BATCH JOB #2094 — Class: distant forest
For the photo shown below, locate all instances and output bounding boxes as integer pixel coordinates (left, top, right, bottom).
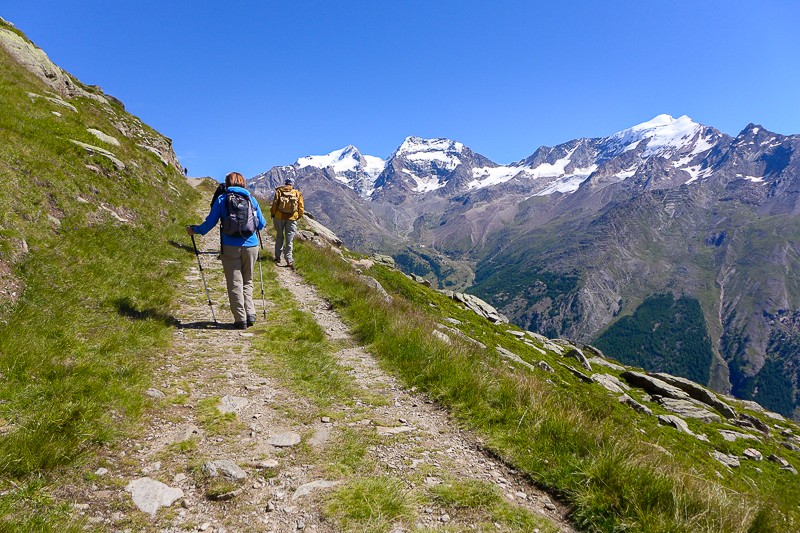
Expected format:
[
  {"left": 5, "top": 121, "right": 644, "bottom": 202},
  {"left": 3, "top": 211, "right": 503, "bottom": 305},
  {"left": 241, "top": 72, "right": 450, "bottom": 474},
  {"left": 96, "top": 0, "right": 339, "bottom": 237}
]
[{"left": 594, "top": 294, "right": 713, "bottom": 385}]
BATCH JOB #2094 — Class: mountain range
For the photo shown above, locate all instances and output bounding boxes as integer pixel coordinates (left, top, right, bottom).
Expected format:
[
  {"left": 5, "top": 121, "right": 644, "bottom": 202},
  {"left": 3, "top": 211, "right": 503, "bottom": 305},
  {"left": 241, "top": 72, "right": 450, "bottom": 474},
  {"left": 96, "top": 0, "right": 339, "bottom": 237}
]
[{"left": 249, "top": 115, "right": 800, "bottom": 418}]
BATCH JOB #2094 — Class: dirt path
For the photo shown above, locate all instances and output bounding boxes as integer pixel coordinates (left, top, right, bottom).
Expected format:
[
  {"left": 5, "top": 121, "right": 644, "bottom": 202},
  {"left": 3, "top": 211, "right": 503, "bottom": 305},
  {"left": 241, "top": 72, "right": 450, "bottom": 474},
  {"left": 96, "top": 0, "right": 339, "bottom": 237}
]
[{"left": 60, "top": 209, "right": 575, "bottom": 531}]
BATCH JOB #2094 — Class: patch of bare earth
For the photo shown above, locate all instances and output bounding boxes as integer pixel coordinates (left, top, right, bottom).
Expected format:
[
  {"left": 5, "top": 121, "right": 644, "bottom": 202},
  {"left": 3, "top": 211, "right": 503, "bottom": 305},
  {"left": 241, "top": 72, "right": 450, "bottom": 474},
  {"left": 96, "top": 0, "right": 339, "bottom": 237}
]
[{"left": 54, "top": 220, "right": 575, "bottom": 531}]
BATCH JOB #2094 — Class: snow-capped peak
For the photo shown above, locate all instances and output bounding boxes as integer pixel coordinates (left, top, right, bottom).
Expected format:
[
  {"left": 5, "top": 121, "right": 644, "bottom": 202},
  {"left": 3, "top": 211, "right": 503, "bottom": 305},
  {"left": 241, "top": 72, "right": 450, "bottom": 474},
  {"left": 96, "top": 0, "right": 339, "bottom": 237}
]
[
  {"left": 295, "top": 145, "right": 385, "bottom": 177},
  {"left": 393, "top": 136, "right": 465, "bottom": 158},
  {"left": 609, "top": 114, "right": 704, "bottom": 156}
]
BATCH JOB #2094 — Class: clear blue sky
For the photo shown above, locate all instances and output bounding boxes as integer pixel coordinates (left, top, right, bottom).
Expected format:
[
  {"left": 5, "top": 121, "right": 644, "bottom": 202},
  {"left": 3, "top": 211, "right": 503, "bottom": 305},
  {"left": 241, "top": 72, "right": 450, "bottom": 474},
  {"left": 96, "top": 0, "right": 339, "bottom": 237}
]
[{"left": 4, "top": 1, "right": 799, "bottom": 179}]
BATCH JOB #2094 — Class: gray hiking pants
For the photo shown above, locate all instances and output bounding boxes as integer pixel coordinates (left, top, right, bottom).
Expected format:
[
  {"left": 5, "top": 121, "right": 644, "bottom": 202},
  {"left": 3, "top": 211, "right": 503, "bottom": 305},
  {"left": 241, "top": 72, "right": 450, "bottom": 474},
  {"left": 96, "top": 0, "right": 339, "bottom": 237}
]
[
  {"left": 273, "top": 218, "right": 298, "bottom": 264},
  {"left": 221, "top": 244, "right": 259, "bottom": 324}
]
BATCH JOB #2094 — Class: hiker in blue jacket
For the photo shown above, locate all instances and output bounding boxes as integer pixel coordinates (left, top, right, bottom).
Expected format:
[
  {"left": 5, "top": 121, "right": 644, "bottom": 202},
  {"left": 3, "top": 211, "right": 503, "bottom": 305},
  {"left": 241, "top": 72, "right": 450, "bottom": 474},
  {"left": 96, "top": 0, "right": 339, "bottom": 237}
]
[{"left": 186, "top": 172, "right": 267, "bottom": 329}]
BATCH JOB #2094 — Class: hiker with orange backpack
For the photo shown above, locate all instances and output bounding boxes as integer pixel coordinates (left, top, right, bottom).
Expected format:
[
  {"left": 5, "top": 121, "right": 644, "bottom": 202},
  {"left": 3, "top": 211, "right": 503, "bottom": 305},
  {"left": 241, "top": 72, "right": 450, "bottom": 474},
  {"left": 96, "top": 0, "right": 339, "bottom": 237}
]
[{"left": 270, "top": 176, "right": 304, "bottom": 269}]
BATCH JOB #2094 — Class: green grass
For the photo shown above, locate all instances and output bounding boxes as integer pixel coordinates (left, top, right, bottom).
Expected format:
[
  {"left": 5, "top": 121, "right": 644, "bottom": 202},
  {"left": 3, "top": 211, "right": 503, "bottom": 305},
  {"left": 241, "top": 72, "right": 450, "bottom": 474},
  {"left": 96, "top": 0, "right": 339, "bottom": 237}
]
[
  {"left": 291, "top": 241, "right": 800, "bottom": 532},
  {"left": 325, "top": 476, "right": 418, "bottom": 532},
  {"left": 431, "top": 479, "right": 557, "bottom": 532},
  {"left": 0, "top": 23, "right": 200, "bottom": 528}
]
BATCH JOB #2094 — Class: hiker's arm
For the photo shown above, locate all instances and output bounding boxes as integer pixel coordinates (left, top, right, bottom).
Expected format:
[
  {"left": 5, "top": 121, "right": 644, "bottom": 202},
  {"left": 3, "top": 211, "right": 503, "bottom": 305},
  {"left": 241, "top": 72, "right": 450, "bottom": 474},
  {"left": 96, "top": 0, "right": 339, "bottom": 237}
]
[
  {"left": 193, "top": 197, "right": 223, "bottom": 236},
  {"left": 297, "top": 192, "right": 304, "bottom": 219},
  {"left": 270, "top": 193, "right": 278, "bottom": 218}
]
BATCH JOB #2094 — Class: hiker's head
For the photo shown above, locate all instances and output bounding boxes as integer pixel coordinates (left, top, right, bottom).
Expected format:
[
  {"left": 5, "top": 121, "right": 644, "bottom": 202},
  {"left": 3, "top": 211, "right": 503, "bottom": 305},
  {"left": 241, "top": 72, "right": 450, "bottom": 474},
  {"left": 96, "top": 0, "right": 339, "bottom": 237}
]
[
  {"left": 284, "top": 177, "right": 295, "bottom": 186},
  {"left": 225, "top": 172, "right": 246, "bottom": 188}
]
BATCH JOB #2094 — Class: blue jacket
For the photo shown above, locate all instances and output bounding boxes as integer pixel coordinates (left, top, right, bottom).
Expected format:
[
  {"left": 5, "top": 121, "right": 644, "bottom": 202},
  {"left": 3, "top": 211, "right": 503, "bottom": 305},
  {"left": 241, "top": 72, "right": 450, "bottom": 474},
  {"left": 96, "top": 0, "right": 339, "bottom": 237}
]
[{"left": 193, "top": 186, "right": 267, "bottom": 247}]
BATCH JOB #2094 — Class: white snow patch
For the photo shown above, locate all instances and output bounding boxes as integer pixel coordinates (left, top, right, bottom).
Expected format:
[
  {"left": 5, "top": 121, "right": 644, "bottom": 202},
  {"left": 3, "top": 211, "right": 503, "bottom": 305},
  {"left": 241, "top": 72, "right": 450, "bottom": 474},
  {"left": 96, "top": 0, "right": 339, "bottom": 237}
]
[
  {"left": 736, "top": 174, "right": 765, "bottom": 183},
  {"left": 685, "top": 165, "right": 713, "bottom": 184},
  {"left": 403, "top": 169, "right": 445, "bottom": 193},
  {"left": 468, "top": 165, "right": 524, "bottom": 189},
  {"left": 533, "top": 165, "right": 597, "bottom": 196}
]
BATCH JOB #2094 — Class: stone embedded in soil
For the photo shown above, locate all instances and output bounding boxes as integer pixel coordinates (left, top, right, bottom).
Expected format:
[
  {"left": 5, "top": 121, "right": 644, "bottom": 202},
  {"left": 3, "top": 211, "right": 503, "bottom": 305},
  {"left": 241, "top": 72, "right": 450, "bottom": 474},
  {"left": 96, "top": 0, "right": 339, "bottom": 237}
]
[
  {"left": 656, "top": 397, "right": 721, "bottom": 423},
  {"left": 268, "top": 432, "right": 302, "bottom": 447},
  {"left": 125, "top": 477, "right": 184, "bottom": 516},
  {"left": 711, "top": 451, "right": 740, "bottom": 468},
  {"left": 291, "top": 480, "right": 339, "bottom": 500},
  {"left": 719, "top": 429, "right": 760, "bottom": 442},
  {"left": 145, "top": 388, "right": 165, "bottom": 399},
  {"left": 376, "top": 425, "right": 415, "bottom": 436},
  {"left": 202, "top": 459, "right": 247, "bottom": 480},
  {"left": 742, "top": 448, "right": 763, "bottom": 461},
  {"left": 218, "top": 395, "right": 249, "bottom": 413}
]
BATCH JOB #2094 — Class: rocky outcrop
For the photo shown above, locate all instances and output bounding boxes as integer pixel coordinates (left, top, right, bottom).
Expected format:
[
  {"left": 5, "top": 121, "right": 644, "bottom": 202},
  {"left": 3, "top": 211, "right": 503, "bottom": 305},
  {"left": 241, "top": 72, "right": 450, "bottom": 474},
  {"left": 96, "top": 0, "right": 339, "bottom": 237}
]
[
  {"left": 649, "top": 372, "right": 737, "bottom": 419},
  {"left": 620, "top": 371, "right": 692, "bottom": 401},
  {"left": 440, "top": 291, "right": 509, "bottom": 324},
  {"left": 0, "top": 27, "right": 107, "bottom": 103},
  {"left": 655, "top": 397, "right": 721, "bottom": 423}
]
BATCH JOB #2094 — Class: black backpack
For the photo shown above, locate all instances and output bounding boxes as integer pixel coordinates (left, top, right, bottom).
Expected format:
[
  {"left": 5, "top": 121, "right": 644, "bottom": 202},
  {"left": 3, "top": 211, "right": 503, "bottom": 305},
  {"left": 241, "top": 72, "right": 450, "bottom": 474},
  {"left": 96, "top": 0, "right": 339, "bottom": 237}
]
[{"left": 221, "top": 191, "right": 256, "bottom": 237}]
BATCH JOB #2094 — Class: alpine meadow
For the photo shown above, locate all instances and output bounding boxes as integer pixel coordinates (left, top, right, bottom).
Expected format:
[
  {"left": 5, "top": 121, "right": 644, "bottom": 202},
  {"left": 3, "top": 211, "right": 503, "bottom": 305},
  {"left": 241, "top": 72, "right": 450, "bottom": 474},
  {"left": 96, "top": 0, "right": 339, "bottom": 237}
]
[{"left": 2, "top": 14, "right": 800, "bottom": 533}]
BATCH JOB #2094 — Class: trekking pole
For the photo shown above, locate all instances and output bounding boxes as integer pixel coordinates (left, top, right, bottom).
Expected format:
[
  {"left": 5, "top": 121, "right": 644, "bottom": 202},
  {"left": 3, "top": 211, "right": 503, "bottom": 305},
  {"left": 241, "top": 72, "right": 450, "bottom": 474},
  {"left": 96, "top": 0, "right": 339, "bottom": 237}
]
[
  {"left": 189, "top": 230, "right": 218, "bottom": 324},
  {"left": 256, "top": 229, "right": 268, "bottom": 319}
]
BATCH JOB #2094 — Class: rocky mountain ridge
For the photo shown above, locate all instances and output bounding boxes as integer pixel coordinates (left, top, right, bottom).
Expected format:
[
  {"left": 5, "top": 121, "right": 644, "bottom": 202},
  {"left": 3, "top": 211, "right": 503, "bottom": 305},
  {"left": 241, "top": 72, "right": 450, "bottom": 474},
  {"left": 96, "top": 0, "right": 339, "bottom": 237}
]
[{"left": 249, "top": 115, "right": 800, "bottom": 419}]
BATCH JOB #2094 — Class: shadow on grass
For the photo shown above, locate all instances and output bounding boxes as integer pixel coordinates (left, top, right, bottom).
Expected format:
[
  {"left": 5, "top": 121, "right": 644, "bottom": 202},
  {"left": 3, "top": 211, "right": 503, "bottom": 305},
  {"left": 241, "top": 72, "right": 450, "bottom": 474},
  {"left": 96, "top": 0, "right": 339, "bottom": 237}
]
[
  {"left": 114, "top": 297, "right": 180, "bottom": 326},
  {"left": 168, "top": 239, "right": 218, "bottom": 256}
]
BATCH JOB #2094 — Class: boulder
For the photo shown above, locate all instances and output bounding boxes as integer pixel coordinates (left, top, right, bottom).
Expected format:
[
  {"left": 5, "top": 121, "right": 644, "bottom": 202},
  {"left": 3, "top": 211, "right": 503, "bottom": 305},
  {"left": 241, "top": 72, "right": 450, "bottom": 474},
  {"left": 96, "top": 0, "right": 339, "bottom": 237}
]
[
  {"left": 735, "top": 413, "right": 770, "bottom": 435},
  {"left": 582, "top": 344, "right": 607, "bottom": 359},
  {"left": 655, "top": 397, "right": 721, "bottom": 423},
  {"left": 563, "top": 347, "right": 592, "bottom": 371},
  {"left": 303, "top": 217, "right": 342, "bottom": 247},
  {"left": 496, "top": 346, "right": 537, "bottom": 372},
  {"left": 432, "top": 330, "right": 451, "bottom": 344},
  {"left": 767, "top": 455, "right": 790, "bottom": 468},
  {"left": 125, "top": 477, "right": 183, "bottom": 516},
  {"left": 525, "top": 331, "right": 549, "bottom": 343},
  {"left": 711, "top": 451, "right": 740, "bottom": 469},
  {"left": 69, "top": 140, "right": 125, "bottom": 170},
  {"left": 649, "top": 372, "right": 737, "bottom": 419},
  {"left": 657, "top": 414, "right": 708, "bottom": 441},
  {"left": 450, "top": 293, "right": 509, "bottom": 324},
  {"left": 742, "top": 448, "right": 763, "bottom": 461},
  {"left": 618, "top": 394, "right": 653, "bottom": 416},
  {"left": 372, "top": 254, "right": 395, "bottom": 267},
  {"left": 537, "top": 360, "right": 555, "bottom": 373},
  {"left": 557, "top": 362, "right": 594, "bottom": 384},
  {"left": 588, "top": 357, "right": 626, "bottom": 372},
  {"left": 592, "top": 373, "right": 629, "bottom": 394},
  {"left": 202, "top": 460, "right": 247, "bottom": 481},
  {"left": 621, "top": 371, "right": 691, "bottom": 401},
  {"left": 358, "top": 275, "right": 392, "bottom": 303},
  {"left": 718, "top": 430, "right": 760, "bottom": 443}
]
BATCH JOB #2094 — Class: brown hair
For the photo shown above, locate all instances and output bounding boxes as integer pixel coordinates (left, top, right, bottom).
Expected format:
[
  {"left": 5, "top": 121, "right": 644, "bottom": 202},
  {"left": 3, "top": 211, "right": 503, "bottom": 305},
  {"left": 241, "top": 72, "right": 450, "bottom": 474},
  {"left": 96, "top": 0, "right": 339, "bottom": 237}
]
[{"left": 225, "top": 172, "right": 246, "bottom": 188}]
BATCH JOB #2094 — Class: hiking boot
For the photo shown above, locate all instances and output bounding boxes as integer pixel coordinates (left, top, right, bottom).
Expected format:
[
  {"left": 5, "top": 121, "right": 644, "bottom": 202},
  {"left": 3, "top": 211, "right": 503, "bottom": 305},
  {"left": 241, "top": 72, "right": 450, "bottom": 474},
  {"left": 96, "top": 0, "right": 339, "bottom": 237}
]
[
  {"left": 246, "top": 314, "right": 256, "bottom": 327},
  {"left": 287, "top": 262, "right": 295, "bottom": 271},
  {"left": 233, "top": 321, "right": 247, "bottom": 330}
]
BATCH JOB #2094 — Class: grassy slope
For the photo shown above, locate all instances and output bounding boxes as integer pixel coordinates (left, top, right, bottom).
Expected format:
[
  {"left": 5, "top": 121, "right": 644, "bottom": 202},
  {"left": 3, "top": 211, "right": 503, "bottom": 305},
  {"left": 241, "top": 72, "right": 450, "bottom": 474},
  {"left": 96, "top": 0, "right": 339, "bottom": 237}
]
[
  {"left": 291, "top": 237, "right": 800, "bottom": 532},
  {"left": 0, "top": 22, "right": 199, "bottom": 529}
]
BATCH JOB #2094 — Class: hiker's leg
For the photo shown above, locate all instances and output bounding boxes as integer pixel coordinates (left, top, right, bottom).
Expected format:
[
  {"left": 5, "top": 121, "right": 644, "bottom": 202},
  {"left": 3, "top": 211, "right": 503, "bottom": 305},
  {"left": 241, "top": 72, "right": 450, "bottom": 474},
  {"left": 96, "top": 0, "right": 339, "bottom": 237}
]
[
  {"left": 221, "top": 245, "right": 246, "bottom": 324},
  {"left": 241, "top": 246, "right": 258, "bottom": 317},
  {"left": 284, "top": 220, "right": 298, "bottom": 264},
  {"left": 273, "top": 218, "right": 284, "bottom": 261}
]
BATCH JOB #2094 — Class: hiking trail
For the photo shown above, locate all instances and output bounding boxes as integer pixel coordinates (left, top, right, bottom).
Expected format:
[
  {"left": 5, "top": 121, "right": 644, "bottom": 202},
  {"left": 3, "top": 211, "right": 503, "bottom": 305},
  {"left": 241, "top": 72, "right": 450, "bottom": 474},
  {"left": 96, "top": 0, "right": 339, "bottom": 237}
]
[{"left": 57, "top": 195, "right": 576, "bottom": 532}]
